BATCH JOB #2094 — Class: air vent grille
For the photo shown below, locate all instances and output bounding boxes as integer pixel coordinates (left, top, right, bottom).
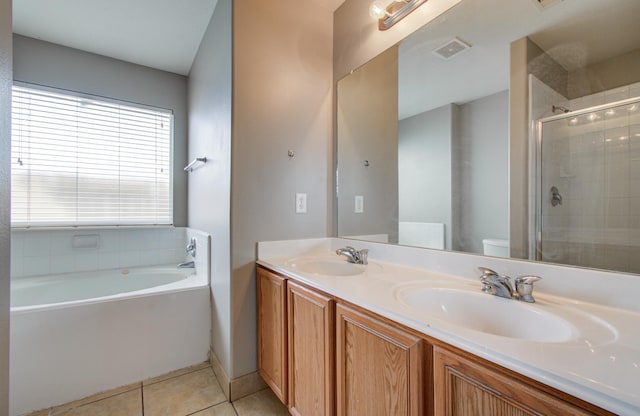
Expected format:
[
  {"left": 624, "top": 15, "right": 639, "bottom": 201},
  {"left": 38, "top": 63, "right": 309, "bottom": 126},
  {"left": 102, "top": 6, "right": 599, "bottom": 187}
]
[{"left": 432, "top": 37, "right": 471, "bottom": 60}]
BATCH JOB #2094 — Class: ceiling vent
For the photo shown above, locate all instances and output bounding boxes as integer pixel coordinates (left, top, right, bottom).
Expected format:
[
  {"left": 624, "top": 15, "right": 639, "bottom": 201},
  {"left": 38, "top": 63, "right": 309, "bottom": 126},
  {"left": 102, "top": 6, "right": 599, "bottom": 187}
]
[
  {"left": 532, "top": 0, "right": 564, "bottom": 10},
  {"left": 432, "top": 37, "right": 471, "bottom": 60}
]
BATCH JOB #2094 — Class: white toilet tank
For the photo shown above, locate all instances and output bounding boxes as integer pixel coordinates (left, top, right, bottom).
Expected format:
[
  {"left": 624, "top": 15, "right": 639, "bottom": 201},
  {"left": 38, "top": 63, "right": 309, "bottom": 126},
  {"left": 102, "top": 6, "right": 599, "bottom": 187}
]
[{"left": 482, "top": 238, "right": 509, "bottom": 258}]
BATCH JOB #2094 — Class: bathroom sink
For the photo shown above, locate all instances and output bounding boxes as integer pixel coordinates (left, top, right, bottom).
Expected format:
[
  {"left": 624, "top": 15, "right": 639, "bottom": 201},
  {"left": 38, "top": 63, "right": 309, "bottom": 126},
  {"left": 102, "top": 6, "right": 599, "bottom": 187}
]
[
  {"left": 395, "top": 287, "right": 577, "bottom": 343},
  {"left": 285, "top": 257, "right": 366, "bottom": 276}
]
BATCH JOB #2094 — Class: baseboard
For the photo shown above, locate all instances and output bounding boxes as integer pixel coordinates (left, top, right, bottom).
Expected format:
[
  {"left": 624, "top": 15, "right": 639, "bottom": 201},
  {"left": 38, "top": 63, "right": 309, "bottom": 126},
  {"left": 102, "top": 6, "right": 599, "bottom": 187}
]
[
  {"left": 209, "top": 346, "right": 267, "bottom": 402},
  {"left": 230, "top": 371, "right": 267, "bottom": 401},
  {"left": 209, "top": 347, "right": 230, "bottom": 399}
]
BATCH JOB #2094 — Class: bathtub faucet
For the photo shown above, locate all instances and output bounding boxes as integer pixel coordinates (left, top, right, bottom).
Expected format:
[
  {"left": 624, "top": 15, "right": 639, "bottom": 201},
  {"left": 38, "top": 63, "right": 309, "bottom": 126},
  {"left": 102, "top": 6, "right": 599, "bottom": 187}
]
[{"left": 178, "top": 261, "right": 195, "bottom": 269}]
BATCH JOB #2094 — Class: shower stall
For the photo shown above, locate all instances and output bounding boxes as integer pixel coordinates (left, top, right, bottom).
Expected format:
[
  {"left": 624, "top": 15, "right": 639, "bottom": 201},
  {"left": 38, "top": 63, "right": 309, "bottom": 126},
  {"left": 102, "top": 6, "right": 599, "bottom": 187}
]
[{"left": 533, "top": 94, "right": 640, "bottom": 273}]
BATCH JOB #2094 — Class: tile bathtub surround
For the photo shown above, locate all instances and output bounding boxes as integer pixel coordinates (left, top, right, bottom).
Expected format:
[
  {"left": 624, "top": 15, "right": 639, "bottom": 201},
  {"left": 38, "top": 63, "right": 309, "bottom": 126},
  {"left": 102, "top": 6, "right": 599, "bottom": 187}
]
[
  {"left": 10, "top": 227, "right": 202, "bottom": 278},
  {"left": 24, "top": 363, "right": 288, "bottom": 416}
]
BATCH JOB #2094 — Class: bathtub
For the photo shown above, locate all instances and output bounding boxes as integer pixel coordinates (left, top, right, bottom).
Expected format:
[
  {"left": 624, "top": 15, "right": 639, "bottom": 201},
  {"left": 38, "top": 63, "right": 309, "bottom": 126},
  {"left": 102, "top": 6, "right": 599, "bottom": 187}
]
[{"left": 9, "top": 264, "right": 211, "bottom": 416}]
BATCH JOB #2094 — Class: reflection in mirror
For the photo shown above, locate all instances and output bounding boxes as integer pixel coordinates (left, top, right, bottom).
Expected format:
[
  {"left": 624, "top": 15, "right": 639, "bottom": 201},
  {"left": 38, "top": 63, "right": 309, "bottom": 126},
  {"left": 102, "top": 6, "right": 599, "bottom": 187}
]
[{"left": 336, "top": 0, "right": 640, "bottom": 276}]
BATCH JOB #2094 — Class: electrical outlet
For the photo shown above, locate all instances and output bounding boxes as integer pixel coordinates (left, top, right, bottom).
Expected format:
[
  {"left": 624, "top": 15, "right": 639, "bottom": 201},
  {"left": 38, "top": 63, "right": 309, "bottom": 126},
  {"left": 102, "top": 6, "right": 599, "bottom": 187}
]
[
  {"left": 296, "top": 193, "right": 307, "bottom": 214},
  {"left": 355, "top": 195, "right": 364, "bottom": 213}
]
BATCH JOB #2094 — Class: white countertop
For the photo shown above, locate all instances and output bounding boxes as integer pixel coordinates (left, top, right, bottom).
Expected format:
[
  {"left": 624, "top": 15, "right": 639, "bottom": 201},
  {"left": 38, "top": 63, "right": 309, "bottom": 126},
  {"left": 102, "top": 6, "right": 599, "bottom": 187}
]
[{"left": 257, "top": 238, "right": 640, "bottom": 416}]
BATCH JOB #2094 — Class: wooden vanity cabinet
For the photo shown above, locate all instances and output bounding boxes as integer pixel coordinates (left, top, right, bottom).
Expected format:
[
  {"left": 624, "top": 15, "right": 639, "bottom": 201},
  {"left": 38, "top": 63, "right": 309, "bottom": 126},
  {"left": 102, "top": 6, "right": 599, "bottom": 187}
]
[
  {"left": 258, "top": 265, "right": 615, "bottom": 416},
  {"left": 257, "top": 267, "right": 288, "bottom": 404},
  {"left": 336, "top": 303, "right": 426, "bottom": 416},
  {"left": 257, "top": 266, "right": 335, "bottom": 415},
  {"left": 433, "top": 346, "right": 613, "bottom": 416},
  {"left": 288, "top": 280, "right": 335, "bottom": 416}
]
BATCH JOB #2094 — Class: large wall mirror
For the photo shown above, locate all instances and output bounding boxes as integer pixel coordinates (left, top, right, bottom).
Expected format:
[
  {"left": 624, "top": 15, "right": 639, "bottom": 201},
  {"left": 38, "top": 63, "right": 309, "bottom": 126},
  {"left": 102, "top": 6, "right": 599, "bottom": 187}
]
[{"left": 337, "top": 0, "right": 640, "bottom": 275}]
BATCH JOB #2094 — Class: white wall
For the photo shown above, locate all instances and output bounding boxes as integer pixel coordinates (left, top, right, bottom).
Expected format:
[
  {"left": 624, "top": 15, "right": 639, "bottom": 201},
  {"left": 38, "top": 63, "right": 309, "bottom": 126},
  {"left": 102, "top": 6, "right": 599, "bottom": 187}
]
[
  {"left": 232, "top": 0, "right": 333, "bottom": 378},
  {"left": 187, "top": 0, "right": 232, "bottom": 377},
  {"left": 12, "top": 35, "right": 189, "bottom": 226},
  {"left": 399, "top": 104, "right": 455, "bottom": 249},
  {"left": 0, "top": 0, "right": 11, "bottom": 413}
]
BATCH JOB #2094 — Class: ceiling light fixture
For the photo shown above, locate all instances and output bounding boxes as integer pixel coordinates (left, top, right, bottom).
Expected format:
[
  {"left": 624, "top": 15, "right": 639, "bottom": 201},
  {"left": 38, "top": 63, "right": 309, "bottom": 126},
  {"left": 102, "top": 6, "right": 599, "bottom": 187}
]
[
  {"left": 370, "top": 0, "right": 426, "bottom": 30},
  {"left": 370, "top": 0, "right": 463, "bottom": 31}
]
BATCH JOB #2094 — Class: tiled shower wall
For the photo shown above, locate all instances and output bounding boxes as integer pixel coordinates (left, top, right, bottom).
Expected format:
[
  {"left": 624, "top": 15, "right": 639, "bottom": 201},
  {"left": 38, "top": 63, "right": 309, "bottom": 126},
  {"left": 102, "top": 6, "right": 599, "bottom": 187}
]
[
  {"left": 538, "top": 81, "right": 640, "bottom": 273},
  {"left": 11, "top": 227, "right": 190, "bottom": 278}
]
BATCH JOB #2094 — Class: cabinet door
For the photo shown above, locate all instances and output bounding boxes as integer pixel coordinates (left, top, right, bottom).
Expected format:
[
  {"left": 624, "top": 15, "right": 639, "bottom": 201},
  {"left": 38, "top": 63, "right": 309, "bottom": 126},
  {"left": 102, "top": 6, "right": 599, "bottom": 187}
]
[
  {"left": 288, "top": 281, "right": 335, "bottom": 416},
  {"left": 336, "top": 303, "right": 424, "bottom": 416},
  {"left": 433, "top": 346, "right": 611, "bottom": 416},
  {"left": 257, "top": 267, "right": 288, "bottom": 404}
]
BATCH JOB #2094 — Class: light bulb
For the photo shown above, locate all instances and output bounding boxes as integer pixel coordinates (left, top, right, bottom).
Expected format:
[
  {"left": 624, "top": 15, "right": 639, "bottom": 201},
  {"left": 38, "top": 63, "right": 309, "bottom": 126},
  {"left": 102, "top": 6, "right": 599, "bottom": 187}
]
[{"left": 369, "top": 1, "right": 387, "bottom": 19}]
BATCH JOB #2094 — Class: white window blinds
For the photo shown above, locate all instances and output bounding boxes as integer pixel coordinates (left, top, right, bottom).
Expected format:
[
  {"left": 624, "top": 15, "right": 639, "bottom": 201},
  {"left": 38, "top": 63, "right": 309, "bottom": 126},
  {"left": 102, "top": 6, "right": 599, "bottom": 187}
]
[{"left": 11, "top": 84, "right": 173, "bottom": 227}]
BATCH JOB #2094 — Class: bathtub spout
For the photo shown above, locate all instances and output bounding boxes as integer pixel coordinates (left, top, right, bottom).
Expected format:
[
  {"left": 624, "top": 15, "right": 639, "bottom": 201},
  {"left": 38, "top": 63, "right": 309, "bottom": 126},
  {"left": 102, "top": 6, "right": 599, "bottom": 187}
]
[{"left": 177, "top": 261, "right": 195, "bottom": 269}]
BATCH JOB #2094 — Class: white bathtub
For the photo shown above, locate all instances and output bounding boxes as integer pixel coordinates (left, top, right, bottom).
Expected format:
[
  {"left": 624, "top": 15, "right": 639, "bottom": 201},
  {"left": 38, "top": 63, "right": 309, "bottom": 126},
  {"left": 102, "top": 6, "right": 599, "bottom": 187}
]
[{"left": 9, "top": 264, "right": 211, "bottom": 416}]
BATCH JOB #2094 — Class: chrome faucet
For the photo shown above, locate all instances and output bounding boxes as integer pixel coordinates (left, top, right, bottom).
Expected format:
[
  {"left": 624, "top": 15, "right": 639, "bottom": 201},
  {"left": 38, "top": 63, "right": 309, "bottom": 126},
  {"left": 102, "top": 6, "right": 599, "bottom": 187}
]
[
  {"left": 336, "top": 246, "right": 368, "bottom": 265},
  {"left": 478, "top": 267, "right": 541, "bottom": 303},
  {"left": 178, "top": 238, "right": 197, "bottom": 269}
]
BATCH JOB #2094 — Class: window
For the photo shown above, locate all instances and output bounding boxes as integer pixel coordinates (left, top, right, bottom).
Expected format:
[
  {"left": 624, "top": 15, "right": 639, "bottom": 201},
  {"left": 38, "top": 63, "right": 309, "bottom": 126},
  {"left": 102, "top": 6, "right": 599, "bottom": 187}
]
[{"left": 11, "top": 83, "right": 173, "bottom": 227}]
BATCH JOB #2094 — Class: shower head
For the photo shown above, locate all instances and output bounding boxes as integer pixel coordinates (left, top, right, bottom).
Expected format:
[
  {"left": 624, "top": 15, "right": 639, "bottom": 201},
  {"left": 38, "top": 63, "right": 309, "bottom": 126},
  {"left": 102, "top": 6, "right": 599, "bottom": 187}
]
[{"left": 552, "top": 105, "right": 571, "bottom": 114}]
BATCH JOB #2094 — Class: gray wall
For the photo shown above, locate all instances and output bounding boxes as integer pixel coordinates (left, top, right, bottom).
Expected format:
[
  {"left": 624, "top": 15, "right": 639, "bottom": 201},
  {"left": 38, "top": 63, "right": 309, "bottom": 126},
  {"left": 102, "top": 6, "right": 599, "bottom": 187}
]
[
  {"left": 12, "top": 35, "right": 188, "bottom": 226},
  {"left": 0, "top": 0, "right": 10, "bottom": 413},
  {"left": 231, "top": 0, "right": 333, "bottom": 378},
  {"left": 399, "top": 104, "right": 455, "bottom": 249},
  {"left": 398, "top": 92, "right": 508, "bottom": 254},
  {"left": 455, "top": 91, "right": 509, "bottom": 253},
  {"left": 337, "top": 46, "right": 398, "bottom": 242},
  {"left": 187, "top": 0, "right": 232, "bottom": 377}
]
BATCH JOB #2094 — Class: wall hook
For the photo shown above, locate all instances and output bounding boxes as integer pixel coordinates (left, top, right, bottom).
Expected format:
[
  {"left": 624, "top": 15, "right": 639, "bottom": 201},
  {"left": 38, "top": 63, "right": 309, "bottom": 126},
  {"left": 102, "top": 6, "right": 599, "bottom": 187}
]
[
  {"left": 288, "top": 149, "right": 295, "bottom": 159},
  {"left": 364, "top": 160, "right": 370, "bottom": 167},
  {"left": 550, "top": 186, "right": 563, "bottom": 207}
]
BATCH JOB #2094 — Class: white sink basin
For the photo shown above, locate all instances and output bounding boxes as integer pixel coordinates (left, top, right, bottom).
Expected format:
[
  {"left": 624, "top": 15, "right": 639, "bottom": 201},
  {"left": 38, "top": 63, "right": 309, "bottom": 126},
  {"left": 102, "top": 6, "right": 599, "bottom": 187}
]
[
  {"left": 396, "top": 287, "right": 577, "bottom": 343},
  {"left": 285, "top": 258, "right": 366, "bottom": 276}
]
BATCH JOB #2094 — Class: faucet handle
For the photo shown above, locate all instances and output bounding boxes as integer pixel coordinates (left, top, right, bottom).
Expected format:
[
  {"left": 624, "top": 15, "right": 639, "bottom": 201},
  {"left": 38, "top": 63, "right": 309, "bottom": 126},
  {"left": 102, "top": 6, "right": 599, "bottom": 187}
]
[
  {"left": 478, "top": 266, "right": 498, "bottom": 277},
  {"left": 478, "top": 267, "right": 498, "bottom": 293},
  {"left": 515, "top": 275, "right": 541, "bottom": 303},
  {"left": 358, "top": 249, "right": 369, "bottom": 265},
  {"left": 186, "top": 237, "right": 197, "bottom": 258}
]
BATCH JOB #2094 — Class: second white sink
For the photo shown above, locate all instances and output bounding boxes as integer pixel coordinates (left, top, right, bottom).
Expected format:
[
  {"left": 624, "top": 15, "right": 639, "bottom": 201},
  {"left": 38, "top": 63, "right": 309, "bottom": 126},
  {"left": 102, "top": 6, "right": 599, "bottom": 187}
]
[{"left": 396, "top": 286, "right": 577, "bottom": 343}]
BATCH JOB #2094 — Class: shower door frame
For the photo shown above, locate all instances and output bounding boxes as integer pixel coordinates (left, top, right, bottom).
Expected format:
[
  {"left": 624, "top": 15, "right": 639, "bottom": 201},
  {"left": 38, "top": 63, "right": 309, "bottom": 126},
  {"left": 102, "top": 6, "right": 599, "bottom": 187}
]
[{"left": 530, "top": 95, "right": 640, "bottom": 262}]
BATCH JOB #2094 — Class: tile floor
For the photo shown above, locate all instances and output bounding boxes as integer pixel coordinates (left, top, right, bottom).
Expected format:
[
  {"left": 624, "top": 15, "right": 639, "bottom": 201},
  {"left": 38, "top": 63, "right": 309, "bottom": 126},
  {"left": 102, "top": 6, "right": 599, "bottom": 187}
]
[{"left": 26, "top": 362, "right": 289, "bottom": 416}]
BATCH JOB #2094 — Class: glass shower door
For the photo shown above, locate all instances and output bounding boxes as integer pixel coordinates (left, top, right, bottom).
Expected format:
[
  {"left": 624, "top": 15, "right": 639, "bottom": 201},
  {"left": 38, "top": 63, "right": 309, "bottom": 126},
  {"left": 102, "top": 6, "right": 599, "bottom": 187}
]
[{"left": 536, "top": 97, "right": 640, "bottom": 273}]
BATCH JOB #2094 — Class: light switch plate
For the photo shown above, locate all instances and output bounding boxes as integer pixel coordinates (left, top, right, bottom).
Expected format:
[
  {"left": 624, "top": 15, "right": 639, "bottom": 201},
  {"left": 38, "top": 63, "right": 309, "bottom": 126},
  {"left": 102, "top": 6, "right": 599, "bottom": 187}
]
[
  {"left": 296, "top": 193, "right": 307, "bottom": 214},
  {"left": 355, "top": 195, "right": 364, "bottom": 213}
]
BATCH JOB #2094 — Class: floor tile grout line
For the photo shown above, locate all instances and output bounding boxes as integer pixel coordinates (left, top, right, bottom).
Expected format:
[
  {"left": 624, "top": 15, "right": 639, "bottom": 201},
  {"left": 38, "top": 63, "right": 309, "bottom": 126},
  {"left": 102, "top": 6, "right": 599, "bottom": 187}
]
[
  {"left": 140, "top": 384, "right": 145, "bottom": 416},
  {"left": 143, "top": 364, "right": 213, "bottom": 387},
  {"left": 183, "top": 400, "right": 238, "bottom": 416}
]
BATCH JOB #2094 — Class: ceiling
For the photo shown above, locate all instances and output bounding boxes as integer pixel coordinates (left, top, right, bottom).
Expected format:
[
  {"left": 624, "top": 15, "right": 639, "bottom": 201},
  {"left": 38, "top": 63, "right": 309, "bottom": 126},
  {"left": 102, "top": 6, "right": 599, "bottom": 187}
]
[
  {"left": 398, "top": 0, "right": 640, "bottom": 119},
  {"left": 12, "top": 0, "right": 347, "bottom": 76}
]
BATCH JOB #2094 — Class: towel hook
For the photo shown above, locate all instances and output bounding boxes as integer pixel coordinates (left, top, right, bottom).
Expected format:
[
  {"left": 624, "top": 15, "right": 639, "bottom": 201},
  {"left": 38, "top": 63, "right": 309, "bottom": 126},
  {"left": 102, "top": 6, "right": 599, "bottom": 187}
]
[{"left": 184, "top": 157, "right": 207, "bottom": 172}]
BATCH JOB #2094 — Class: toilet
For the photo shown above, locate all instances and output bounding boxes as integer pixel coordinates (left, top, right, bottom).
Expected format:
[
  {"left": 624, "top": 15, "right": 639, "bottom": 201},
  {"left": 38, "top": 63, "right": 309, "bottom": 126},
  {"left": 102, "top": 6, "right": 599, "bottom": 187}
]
[{"left": 482, "top": 238, "right": 510, "bottom": 258}]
